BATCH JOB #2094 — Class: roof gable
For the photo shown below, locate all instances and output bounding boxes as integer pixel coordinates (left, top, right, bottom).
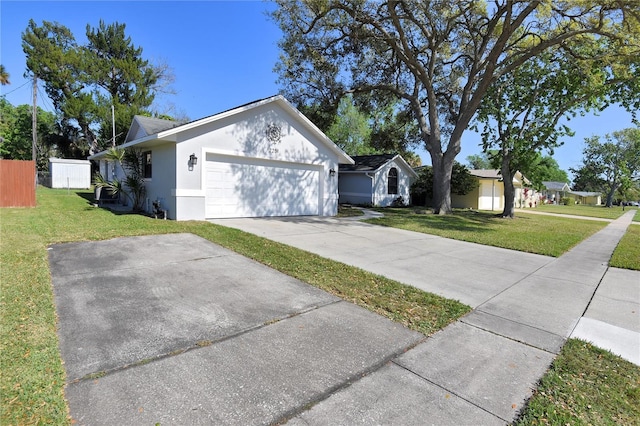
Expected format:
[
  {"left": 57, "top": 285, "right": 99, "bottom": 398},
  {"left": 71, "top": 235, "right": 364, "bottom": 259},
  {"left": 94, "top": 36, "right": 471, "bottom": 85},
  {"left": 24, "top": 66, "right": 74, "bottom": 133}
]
[
  {"left": 543, "top": 181, "right": 570, "bottom": 191},
  {"left": 125, "top": 115, "right": 181, "bottom": 142},
  {"left": 339, "top": 154, "right": 418, "bottom": 177},
  {"left": 93, "top": 96, "right": 353, "bottom": 165}
]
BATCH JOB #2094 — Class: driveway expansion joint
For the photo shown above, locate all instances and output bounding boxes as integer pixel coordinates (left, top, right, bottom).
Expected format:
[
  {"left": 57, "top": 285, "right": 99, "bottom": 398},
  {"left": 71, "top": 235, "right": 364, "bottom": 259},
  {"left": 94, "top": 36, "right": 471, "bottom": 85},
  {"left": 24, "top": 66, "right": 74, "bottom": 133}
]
[
  {"left": 272, "top": 335, "right": 428, "bottom": 426},
  {"left": 68, "top": 298, "right": 345, "bottom": 385}
]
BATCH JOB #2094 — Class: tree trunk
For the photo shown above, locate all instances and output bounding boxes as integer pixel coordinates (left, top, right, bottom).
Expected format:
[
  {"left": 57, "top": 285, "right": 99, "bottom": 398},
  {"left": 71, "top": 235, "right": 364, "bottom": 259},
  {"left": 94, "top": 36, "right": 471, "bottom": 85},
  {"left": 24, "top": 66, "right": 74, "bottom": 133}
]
[
  {"left": 500, "top": 156, "right": 517, "bottom": 218},
  {"left": 605, "top": 183, "right": 619, "bottom": 207},
  {"left": 431, "top": 153, "right": 455, "bottom": 214},
  {"left": 501, "top": 174, "right": 517, "bottom": 218}
]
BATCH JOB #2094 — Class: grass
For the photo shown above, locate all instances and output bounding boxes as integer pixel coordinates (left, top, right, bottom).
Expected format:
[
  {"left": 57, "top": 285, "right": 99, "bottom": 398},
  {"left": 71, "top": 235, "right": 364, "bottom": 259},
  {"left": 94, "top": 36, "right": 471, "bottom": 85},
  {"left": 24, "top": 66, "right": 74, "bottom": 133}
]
[
  {"left": 610, "top": 223, "right": 640, "bottom": 270},
  {"left": 0, "top": 188, "right": 469, "bottom": 425},
  {"left": 534, "top": 203, "right": 638, "bottom": 221},
  {"left": 366, "top": 208, "right": 607, "bottom": 257},
  {"left": 516, "top": 339, "right": 640, "bottom": 425}
]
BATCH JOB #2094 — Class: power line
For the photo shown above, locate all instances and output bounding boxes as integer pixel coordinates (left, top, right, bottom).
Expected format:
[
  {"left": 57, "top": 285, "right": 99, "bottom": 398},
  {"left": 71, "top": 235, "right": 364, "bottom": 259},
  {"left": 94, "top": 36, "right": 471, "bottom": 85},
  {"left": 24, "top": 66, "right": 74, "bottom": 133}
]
[
  {"left": 0, "top": 79, "right": 31, "bottom": 97},
  {"left": 36, "top": 84, "right": 55, "bottom": 113}
]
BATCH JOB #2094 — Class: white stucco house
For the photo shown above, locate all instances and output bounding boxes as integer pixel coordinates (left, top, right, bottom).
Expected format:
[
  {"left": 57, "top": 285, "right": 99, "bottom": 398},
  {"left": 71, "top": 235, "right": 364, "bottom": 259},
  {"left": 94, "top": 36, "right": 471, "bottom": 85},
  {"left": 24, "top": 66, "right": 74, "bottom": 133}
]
[
  {"left": 338, "top": 154, "right": 418, "bottom": 206},
  {"left": 89, "top": 96, "right": 353, "bottom": 220}
]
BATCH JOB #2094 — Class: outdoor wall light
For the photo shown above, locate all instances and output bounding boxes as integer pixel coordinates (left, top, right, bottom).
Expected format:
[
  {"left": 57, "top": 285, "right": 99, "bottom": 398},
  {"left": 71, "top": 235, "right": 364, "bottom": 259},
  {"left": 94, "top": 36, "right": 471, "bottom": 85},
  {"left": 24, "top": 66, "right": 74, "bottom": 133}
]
[
  {"left": 329, "top": 168, "right": 336, "bottom": 177},
  {"left": 189, "top": 153, "right": 198, "bottom": 166}
]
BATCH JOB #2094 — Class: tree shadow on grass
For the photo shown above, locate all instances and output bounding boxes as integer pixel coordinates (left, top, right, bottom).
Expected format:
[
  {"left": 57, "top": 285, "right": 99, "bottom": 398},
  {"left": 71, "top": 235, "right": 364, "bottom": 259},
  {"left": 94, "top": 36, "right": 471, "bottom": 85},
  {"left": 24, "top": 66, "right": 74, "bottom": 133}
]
[
  {"left": 74, "top": 191, "right": 144, "bottom": 216},
  {"left": 368, "top": 207, "right": 535, "bottom": 234},
  {"left": 75, "top": 191, "right": 95, "bottom": 205}
]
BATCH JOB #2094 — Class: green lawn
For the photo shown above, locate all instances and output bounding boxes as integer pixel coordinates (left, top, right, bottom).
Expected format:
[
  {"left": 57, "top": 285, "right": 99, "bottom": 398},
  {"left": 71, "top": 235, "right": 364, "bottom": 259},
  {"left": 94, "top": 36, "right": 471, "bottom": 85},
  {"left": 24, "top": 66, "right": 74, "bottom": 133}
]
[
  {"left": 534, "top": 203, "right": 638, "bottom": 220},
  {"left": 366, "top": 208, "right": 607, "bottom": 257},
  {"left": 516, "top": 339, "right": 640, "bottom": 425},
  {"left": 0, "top": 188, "right": 469, "bottom": 425},
  {"left": 610, "top": 223, "right": 640, "bottom": 270},
  {"left": 365, "top": 207, "right": 640, "bottom": 269}
]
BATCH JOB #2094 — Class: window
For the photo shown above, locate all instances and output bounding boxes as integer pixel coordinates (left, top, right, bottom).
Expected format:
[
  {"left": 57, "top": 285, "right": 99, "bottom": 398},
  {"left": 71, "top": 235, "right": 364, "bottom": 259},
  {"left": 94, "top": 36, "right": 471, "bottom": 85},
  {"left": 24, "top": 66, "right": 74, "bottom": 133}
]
[
  {"left": 143, "top": 151, "right": 152, "bottom": 179},
  {"left": 388, "top": 167, "right": 398, "bottom": 194}
]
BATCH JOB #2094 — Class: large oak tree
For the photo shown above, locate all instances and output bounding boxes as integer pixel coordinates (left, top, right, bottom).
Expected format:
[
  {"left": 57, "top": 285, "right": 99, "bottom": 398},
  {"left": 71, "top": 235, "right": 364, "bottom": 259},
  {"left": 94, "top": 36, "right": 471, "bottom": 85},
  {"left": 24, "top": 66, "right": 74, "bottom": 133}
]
[{"left": 272, "top": 0, "right": 640, "bottom": 214}]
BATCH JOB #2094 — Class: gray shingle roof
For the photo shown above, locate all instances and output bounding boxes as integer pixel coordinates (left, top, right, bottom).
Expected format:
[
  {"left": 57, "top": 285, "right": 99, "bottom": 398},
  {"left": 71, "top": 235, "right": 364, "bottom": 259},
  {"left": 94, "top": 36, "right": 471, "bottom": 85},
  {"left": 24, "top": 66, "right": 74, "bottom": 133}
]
[
  {"left": 339, "top": 154, "right": 396, "bottom": 172},
  {"left": 570, "top": 191, "right": 601, "bottom": 197},
  {"left": 469, "top": 169, "right": 501, "bottom": 179},
  {"left": 543, "top": 181, "right": 570, "bottom": 191},
  {"left": 135, "top": 115, "right": 181, "bottom": 135}
]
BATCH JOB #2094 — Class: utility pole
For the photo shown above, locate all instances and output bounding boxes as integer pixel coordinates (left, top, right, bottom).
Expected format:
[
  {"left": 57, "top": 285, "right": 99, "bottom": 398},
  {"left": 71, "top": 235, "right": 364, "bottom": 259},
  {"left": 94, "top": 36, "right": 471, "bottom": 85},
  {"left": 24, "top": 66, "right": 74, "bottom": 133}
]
[
  {"left": 112, "top": 104, "right": 116, "bottom": 147},
  {"left": 32, "top": 75, "right": 37, "bottom": 187},
  {"left": 32, "top": 76, "right": 37, "bottom": 162}
]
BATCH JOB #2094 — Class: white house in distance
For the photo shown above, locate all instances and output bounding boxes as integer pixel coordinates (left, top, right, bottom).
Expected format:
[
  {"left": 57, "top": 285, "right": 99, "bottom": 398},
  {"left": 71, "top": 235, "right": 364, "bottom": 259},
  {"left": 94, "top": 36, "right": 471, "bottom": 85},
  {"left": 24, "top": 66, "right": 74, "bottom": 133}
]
[
  {"left": 451, "top": 169, "right": 539, "bottom": 211},
  {"left": 542, "top": 181, "right": 571, "bottom": 204},
  {"left": 89, "top": 96, "right": 353, "bottom": 220},
  {"left": 570, "top": 191, "right": 602, "bottom": 205},
  {"left": 338, "top": 154, "right": 418, "bottom": 206}
]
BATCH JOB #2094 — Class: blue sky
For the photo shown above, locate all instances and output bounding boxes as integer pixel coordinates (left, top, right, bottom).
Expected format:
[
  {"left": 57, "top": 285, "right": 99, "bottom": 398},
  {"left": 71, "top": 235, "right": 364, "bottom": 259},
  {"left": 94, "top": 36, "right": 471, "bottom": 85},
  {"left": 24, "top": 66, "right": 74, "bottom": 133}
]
[{"left": 1, "top": 0, "right": 636, "bottom": 178}]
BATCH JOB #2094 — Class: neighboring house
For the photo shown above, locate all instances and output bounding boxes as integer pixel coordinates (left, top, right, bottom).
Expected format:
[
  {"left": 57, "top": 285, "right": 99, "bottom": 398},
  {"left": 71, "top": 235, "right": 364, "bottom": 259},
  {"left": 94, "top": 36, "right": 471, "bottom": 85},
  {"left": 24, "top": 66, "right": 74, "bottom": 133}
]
[
  {"left": 542, "top": 181, "right": 571, "bottom": 204},
  {"left": 569, "top": 191, "right": 602, "bottom": 205},
  {"left": 338, "top": 154, "right": 418, "bottom": 206},
  {"left": 89, "top": 95, "right": 353, "bottom": 220},
  {"left": 452, "top": 169, "right": 538, "bottom": 211}
]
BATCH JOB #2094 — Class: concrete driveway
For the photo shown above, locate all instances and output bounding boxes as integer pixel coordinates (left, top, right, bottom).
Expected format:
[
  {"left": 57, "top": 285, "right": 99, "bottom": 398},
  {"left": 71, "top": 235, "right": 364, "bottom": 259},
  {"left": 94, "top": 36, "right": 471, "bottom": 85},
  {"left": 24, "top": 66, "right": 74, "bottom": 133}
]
[
  {"left": 50, "top": 233, "right": 424, "bottom": 425},
  {"left": 50, "top": 212, "right": 638, "bottom": 424},
  {"left": 210, "top": 216, "right": 554, "bottom": 308}
]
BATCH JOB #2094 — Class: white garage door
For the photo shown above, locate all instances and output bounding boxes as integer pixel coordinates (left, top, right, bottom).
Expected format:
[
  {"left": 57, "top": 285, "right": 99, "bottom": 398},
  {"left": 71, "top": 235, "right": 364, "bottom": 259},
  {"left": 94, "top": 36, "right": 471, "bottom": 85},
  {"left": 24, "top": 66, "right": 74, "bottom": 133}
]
[
  {"left": 478, "top": 180, "right": 502, "bottom": 211},
  {"left": 205, "top": 155, "right": 321, "bottom": 218}
]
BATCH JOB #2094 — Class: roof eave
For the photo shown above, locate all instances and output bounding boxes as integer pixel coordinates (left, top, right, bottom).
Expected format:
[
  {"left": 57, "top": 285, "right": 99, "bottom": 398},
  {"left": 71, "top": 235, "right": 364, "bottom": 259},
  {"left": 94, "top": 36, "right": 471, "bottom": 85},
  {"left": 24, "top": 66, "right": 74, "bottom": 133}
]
[{"left": 88, "top": 133, "right": 175, "bottom": 160}]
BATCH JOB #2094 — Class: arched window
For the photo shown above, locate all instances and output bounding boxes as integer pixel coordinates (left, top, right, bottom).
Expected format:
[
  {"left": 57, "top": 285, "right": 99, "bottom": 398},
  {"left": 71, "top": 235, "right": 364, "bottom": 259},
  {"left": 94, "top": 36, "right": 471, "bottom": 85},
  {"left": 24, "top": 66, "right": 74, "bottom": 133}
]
[{"left": 388, "top": 167, "right": 398, "bottom": 194}]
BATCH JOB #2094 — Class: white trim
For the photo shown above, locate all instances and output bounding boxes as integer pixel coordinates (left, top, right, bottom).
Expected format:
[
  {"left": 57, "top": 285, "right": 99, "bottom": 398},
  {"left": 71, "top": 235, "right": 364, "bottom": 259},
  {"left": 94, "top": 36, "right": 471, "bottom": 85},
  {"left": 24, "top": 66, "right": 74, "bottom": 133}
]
[
  {"left": 49, "top": 157, "right": 91, "bottom": 164},
  {"left": 172, "top": 189, "right": 205, "bottom": 197}
]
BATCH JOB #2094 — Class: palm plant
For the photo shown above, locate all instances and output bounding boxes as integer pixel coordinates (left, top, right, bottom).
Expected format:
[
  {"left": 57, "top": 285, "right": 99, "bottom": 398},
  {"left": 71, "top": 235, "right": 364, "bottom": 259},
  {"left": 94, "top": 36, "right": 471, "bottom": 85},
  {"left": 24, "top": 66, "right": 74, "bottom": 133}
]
[
  {"left": 94, "top": 147, "right": 147, "bottom": 211},
  {"left": 120, "top": 148, "right": 147, "bottom": 211},
  {"left": 0, "top": 65, "right": 10, "bottom": 85}
]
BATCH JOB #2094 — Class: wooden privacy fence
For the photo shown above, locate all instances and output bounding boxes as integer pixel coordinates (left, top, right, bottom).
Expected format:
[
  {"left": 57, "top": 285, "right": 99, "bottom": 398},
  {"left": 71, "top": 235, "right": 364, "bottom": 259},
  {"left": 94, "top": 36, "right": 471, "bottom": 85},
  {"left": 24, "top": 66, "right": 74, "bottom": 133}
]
[{"left": 0, "top": 160, "right": 36, "bottom": 207}]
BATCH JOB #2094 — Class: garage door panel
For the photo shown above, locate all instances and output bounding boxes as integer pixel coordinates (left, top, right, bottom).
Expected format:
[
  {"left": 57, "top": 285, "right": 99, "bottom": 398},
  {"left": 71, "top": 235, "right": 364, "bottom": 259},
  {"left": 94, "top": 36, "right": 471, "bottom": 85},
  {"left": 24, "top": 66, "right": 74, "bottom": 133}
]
[{"left": 205, "top": 156, "right": 320, "bottom": 218}]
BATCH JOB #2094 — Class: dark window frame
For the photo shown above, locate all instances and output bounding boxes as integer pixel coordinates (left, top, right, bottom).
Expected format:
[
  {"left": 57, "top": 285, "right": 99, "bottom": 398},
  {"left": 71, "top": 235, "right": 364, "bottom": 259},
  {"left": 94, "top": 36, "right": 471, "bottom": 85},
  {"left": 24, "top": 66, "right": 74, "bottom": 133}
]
[
  {"left": 388, "top": 167, "right": 398, "bottom": 195},
  {"left": 143, "top": 151, "right": 152, "bottom": 179}
]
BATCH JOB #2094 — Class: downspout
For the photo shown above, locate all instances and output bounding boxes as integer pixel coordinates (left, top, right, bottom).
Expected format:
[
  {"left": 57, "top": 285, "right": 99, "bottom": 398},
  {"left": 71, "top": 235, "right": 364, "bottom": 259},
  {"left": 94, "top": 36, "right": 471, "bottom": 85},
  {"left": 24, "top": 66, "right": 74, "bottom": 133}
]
[{"left": 366, "top": 172, "right": 375, "bottom": 206}]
